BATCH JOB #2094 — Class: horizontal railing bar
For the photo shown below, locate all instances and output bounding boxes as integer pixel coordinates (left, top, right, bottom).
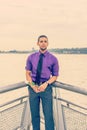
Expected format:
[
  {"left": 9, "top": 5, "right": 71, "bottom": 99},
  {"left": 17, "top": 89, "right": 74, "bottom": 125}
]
[
  {"left": 0, "top": 81, "right": 87, "bottom": 96},
  {"left": 0, "top": 101, "right": 26, "bottom": 113},
  {"left": 40, "top": 120, "right": 45, "bottom": 124},
  {"left": 54, "top": 97, "right": 87, "bottom": 110},
  {"left": 53, "top": 81, "right": 87, "bottom": 95},
  {"left": 0, "top": 95, "right": 29, "bottom": 108},
  {"left": 0, "top": 81, "right": 26, "bottom": 94}
]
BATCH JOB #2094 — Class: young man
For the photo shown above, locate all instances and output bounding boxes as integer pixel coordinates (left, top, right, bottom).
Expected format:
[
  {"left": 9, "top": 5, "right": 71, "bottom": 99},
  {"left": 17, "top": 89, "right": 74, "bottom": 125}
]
[{"left": 25, "top": 35, "right": 59, "bottom": 130}]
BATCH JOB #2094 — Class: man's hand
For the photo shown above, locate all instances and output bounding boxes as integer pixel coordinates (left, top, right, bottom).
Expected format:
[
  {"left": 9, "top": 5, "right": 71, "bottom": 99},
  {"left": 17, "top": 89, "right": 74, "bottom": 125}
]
[
  {"left": 37, "top": 82, "right": 48, "bottom": 92},
  {"left": 31, "top": 85, "right": 40, "bottom": 93},
  {"left": 28, "top": 81, "right": 40, "bottom": 93}
]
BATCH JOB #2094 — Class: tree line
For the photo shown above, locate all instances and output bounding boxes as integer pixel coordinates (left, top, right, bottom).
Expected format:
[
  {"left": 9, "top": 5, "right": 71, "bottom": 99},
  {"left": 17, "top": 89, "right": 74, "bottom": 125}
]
[{"left": 0, "top": 48, "right": 87, "bottom": 54}]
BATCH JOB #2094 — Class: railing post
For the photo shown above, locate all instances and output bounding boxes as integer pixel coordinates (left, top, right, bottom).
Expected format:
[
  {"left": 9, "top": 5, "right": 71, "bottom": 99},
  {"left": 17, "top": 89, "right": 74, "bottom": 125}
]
[
  {"left": 53, "top": 87, "right": 65, "bottom": 130},
  {"left": 22, "top": 98, "right": 31, "bottom": 130}
]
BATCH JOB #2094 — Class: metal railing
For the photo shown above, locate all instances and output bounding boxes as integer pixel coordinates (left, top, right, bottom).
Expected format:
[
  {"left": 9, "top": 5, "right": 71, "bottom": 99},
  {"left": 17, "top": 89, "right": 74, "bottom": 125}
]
[
  {"left": 52, "top": 82, "right": 87, "bottom": 130},
  {"left": 0, "top": 81, "right": 87, "bottom": 130},
  {"left": 0, "top": 82, "right": 30, "bottom": 130}
]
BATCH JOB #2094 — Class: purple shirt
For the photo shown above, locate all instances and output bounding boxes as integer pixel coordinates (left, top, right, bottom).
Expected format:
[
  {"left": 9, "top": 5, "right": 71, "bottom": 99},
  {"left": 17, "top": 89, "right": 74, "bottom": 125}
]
[{"left": 25, "top": 51, "right": 59, "bottom": 82}]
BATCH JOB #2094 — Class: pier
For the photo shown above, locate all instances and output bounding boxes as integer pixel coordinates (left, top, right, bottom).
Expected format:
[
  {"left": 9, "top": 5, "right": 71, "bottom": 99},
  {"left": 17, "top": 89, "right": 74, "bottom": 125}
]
[{"left": 0, "top": 81, "right": 87, "bottom": 130}]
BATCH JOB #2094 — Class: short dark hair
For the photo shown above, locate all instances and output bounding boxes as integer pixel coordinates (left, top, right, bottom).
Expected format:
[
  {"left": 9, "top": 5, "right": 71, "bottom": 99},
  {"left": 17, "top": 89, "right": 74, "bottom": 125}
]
[{"left": 37, "top": 35, "right": 48, "bottom": 42}]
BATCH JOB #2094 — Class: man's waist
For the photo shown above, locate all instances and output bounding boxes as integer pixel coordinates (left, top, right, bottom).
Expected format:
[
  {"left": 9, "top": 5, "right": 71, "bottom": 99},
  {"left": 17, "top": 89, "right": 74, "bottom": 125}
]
[{"left": 32, "top": 80, "right": 47, "bottom": 85}]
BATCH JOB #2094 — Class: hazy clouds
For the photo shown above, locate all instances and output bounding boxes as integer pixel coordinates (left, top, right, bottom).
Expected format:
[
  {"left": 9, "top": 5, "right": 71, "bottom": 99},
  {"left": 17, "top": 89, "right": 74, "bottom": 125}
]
[{"left": 0, "top": 0, "right": 87, "bottom": 50}]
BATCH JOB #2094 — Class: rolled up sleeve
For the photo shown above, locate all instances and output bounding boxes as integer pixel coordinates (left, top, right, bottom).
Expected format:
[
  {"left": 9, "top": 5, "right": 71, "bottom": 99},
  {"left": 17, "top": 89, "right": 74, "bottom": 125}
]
[
  {"left": 52, "top": 58, "right": 59, "bottom": 76},
  {"left": 25, "top": 56, "right": 32, "bottom": 71}
]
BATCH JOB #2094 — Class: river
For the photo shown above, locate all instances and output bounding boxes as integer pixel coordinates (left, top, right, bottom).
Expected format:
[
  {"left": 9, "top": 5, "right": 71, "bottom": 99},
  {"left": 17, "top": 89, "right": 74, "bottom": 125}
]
[{"left": 0, "top": 53, "right": 87, "bottom": 107}]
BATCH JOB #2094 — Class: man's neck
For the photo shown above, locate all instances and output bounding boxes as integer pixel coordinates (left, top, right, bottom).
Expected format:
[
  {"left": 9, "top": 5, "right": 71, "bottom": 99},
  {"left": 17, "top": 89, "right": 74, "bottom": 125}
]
[{"left": 39, "top": 49, "right": 47, "bottom": 54}]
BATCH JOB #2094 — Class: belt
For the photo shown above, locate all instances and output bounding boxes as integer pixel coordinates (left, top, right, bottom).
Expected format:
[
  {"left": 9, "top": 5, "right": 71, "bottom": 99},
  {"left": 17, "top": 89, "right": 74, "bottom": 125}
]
[{"left": 33, "top": 81, "right": 46, "bottom": 86}]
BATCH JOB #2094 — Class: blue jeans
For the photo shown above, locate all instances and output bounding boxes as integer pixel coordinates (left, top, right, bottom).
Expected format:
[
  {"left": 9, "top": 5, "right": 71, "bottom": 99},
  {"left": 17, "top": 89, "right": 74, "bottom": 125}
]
[{"left": 28, "top": 85, "right": 54, "bottom": 130}]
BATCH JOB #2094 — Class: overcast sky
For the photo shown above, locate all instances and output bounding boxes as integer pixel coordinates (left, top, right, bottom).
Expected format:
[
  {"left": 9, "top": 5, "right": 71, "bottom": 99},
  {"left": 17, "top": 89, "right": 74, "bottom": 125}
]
[{"left": 0, "top": 0, "right": 87, "bottom": 50}]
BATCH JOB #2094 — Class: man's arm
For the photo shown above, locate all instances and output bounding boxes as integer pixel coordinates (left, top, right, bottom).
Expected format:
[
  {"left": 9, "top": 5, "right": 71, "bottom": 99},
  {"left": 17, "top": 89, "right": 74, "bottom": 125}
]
[
  {"left": 38, "top": 76, "right": 58, "bottom": 92},
  {"left": 46, "top": 76, "right": 58, "bottom": 85},
  {"left": 26, "top": 70, "right": 32, "bottom": 83},
  {"left": 26, "top": 70, "right": 40, "bottom": 93}
]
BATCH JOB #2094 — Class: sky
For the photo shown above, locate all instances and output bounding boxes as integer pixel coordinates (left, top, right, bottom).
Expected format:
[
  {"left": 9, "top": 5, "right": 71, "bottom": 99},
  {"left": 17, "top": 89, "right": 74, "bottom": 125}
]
[{"left": 0, "top": 0, "right": 87, "bottom": 50}]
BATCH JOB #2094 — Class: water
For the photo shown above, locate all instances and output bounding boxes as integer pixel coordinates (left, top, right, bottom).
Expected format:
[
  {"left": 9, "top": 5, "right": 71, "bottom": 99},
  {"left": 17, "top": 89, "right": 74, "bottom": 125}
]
[
  {"left": 0, "top": 53, "right": 87, "bottom": 107},
  {"left": 57, "top": 54, "right": 87, "bottom": 89},
  {"left": 0, "top": 53, "right": 87, "bottom": 88}
]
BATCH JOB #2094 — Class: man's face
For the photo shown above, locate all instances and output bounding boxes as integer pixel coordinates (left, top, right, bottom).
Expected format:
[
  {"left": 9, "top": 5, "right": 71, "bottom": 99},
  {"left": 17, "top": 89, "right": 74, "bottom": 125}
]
[{"left": 37, "top": 37, "right": 48, "bottom": 51}]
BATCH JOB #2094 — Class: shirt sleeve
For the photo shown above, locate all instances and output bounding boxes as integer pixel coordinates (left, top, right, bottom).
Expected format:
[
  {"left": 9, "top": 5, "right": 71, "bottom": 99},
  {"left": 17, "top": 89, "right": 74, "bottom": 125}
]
[
  {"left": 25, "top": 55, "right": 32, "bottom": 71},
  {"left": 52, "top": 57, "right": 59, "bottom": 76}
]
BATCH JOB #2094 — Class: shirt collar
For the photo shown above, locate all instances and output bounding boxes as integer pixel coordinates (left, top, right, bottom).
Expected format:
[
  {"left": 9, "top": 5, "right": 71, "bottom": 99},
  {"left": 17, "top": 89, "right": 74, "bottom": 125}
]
[{"left": 38, "top": 50, "right": 49, "bottom": 57}]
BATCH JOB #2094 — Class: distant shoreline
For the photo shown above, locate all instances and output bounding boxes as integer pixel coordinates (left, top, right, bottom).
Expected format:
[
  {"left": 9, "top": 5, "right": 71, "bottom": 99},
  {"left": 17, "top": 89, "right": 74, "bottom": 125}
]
[{"left": 0, "top": 48, "right": 87, "bottom": 54}]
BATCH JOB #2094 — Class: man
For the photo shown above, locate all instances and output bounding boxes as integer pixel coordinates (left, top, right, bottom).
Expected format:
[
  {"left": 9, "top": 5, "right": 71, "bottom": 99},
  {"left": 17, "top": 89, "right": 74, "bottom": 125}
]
[{"left": 25, "top": 35, "right": 59, "bottom": 130}]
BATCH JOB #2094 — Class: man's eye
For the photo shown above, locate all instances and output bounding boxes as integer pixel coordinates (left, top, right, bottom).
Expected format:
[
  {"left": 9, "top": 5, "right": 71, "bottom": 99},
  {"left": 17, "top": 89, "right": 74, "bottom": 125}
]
[{"left": 40, "top": 40, "right": 47, "bottom": 43}]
